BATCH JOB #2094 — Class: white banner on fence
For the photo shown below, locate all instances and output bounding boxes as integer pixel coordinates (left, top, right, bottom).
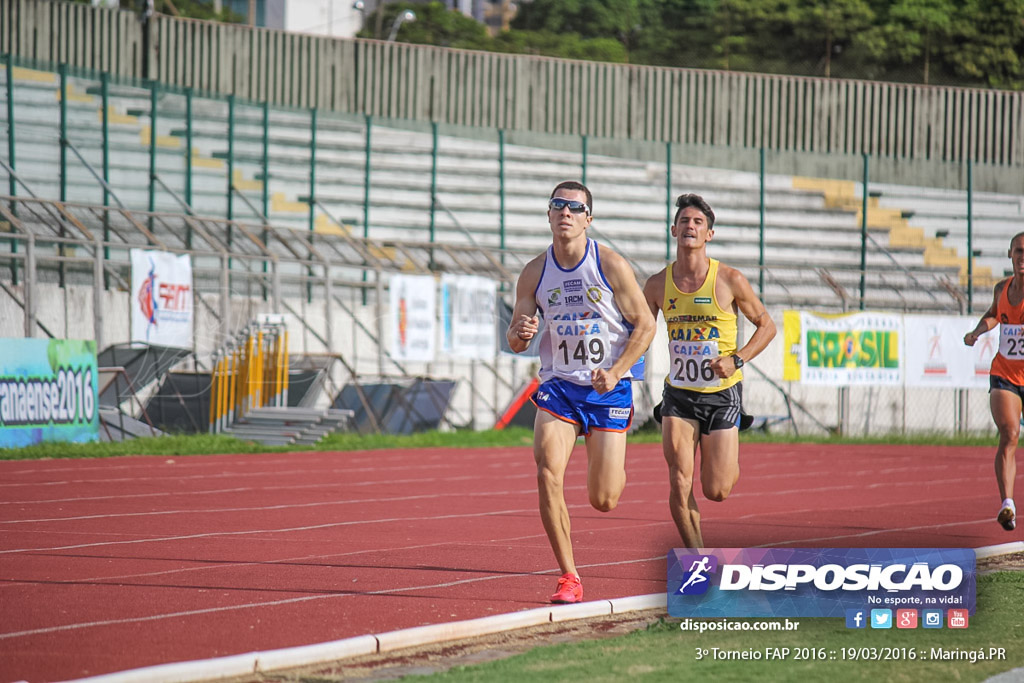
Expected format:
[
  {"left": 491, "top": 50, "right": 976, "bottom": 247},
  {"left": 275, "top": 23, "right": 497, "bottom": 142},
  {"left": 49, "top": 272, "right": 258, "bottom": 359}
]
[
  {"left": 798, "top": 311, "right": 903, "bottom": 386},
  {"left": 390, "top": 274, "right": 437, "bottom": 362},
  {"left": 130, "top": 249, "right": 194, "bottom": 349},
  {"left": 441, "top": 274, "right": 497, "bottom": 360},
  {"left": 904, "top": 315, "right": 997, "bottom": 388}
]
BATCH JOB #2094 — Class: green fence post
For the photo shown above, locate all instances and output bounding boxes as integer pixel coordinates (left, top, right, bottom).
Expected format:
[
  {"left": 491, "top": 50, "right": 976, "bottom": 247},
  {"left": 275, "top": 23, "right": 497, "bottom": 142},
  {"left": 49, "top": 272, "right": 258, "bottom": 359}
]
[
  {"left": 860, "top": 153, "right": 869, "bottom": 311},
  {"left": 430, "top": 121, "right": 438, "bottom": 248},
  {"left": 226, "top": 94, "right": 234, "bottom": 259},
  {"left": 184, "top": 87, "right": 193, "bottom": 249},
  {"left": 307, "top": 107, "right": 317, "bottom": 302},
  {"left": 101, "top": 72, "right": 111, "bottom": 288},
  {"left": 581, "top": 135, "right": 588, "bottom": 186},
  {"left": 363, "top": 114, "right": 372, "bottom": 241},
  {"left": 967, "top": 159, "right": 974, "bottom": 311},
  {"left": 665, "top": 141, "right": 672, "bottom": 261},
  {"left": 261, "top": 101, "right": 270, "bottom": 221},
  {"left": 58, "top": 64, "right": 68, "bottom": 287},
  {"left": 5, "top": 53, "right": 18, "bottom": 285},
  {"left": 59, "top": 64, "right": 67, "bottom": 203},
  {"left": 148, "top": 80, "right": 158, "bottom": 234},
  {"left": 498, "top": 129, "right": 506, "bottom": 265},
  {"left": 362, "top": 114, "right": 372, "bottom": 305},
  {"left": 758, "top": 147, "right": 766, "bottom": 297},
  {"left": 261, "top": 100, "right": 270, "bottom": 301}
]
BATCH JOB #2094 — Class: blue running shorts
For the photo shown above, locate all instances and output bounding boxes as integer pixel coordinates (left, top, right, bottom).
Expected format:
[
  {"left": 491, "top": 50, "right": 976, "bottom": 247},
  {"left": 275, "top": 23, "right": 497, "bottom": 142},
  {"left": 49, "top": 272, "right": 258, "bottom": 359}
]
[{"left": 531, "top": 377, "right": 633, "bottom": 434}]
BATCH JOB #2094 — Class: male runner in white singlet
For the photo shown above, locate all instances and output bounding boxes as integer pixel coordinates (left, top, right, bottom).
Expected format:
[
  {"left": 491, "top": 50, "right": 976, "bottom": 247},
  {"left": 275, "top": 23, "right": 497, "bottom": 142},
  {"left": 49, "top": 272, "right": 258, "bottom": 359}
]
[{"left": 507, "top": 181, "right": 655, "bottom": 603}]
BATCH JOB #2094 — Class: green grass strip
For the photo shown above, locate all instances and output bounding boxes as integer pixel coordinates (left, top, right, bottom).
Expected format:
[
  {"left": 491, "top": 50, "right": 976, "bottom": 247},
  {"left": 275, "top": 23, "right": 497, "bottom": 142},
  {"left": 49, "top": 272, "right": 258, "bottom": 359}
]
[
  {"left": 0, "top": 426, "right": 998, "bottom": 461},
  {"left": 422, "top": 572, "right": 1024, "bottom": 682}
]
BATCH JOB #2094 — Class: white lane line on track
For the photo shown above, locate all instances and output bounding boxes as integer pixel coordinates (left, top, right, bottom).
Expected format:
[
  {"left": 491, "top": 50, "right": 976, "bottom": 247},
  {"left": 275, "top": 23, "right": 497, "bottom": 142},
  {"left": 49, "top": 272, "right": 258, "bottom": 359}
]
[
  {"left": 0, "top": 507, "right": 543, "bottom": 555},
  {"left": 0, "top": 463, "right": 986, "bottom": 523},
  {"left": 0, "top": 488, "right": 542, "bottom": 525},
  {"left": 0, "top": 474, "right": 994, "bottom": 552},
  {"left": 0, "top": 458, "right": 967, "bottom": 505},
  {"left": 0, "top": 554, "right": 665, "bottom": 641}
]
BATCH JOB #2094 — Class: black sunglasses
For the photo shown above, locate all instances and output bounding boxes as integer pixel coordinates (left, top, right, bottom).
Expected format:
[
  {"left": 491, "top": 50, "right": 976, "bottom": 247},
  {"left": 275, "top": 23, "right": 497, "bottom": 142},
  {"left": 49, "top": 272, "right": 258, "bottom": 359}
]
[{"left": 548, "top": 197, "right": 591, "bottom": 215}]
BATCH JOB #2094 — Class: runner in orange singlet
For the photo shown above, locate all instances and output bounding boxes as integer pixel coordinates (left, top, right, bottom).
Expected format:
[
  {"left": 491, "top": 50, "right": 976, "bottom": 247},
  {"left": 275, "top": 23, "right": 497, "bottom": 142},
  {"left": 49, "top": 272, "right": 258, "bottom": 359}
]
[{"left": 964, "top": 232, "right": 1024, "bottom": 531}]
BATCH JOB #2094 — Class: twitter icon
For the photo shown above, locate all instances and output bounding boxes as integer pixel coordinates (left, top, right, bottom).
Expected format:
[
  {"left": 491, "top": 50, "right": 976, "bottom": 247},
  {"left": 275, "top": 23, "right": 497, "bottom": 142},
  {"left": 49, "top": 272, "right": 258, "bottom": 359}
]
[{"left": 870, "top": 609, "right": 892, "bottom": 629}]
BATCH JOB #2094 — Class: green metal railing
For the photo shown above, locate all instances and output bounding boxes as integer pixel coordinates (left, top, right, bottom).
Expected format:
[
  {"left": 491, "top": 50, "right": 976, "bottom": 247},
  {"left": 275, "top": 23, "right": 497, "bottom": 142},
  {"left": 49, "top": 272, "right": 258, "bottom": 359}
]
[{"left": 0, "top": 57, "right": 1001, "bottom": 314}]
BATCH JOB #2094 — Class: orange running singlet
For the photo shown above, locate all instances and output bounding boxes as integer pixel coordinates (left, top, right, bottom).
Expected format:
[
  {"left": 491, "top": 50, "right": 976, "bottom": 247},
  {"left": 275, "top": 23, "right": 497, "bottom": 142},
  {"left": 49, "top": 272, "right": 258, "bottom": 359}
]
[{"left": 991, "top": 279, "right": 1024, "bottom": 385}]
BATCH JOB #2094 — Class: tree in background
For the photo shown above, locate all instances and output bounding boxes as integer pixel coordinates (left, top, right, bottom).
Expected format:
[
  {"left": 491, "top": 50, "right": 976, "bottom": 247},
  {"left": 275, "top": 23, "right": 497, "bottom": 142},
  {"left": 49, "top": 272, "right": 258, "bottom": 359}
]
[
  {"left": 947, "top": 0, "right": 1024, "bottom": 89},
  {"left": 790, "top": 0, "right": 879, "bottom": 77},
  {"left": 357, "top": 1, "right": 491, "bottom": 49},
  {"left": 887, "top": 0, "right": 954, "bottom": 84}
]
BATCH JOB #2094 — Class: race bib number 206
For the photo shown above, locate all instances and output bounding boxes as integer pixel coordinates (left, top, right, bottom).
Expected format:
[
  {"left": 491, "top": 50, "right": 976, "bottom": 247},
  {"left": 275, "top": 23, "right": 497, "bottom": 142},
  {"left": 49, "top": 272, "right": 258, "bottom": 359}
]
[{"left": 669, "top": 341, "right": 721, "bottom": 389}]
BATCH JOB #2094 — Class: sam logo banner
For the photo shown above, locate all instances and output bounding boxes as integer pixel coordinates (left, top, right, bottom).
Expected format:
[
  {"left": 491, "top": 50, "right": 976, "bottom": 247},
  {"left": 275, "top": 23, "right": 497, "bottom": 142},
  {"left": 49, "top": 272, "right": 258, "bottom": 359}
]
[{"left": 668, "top": 548, "right": 975, "bottom": 618}]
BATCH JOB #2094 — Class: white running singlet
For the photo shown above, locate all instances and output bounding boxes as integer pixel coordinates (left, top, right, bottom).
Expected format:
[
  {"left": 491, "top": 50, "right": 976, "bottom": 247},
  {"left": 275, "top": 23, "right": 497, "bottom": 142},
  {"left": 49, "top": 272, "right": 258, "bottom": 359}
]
[{"left": 534, "top": 239, "right": 634, "bottom": 384}]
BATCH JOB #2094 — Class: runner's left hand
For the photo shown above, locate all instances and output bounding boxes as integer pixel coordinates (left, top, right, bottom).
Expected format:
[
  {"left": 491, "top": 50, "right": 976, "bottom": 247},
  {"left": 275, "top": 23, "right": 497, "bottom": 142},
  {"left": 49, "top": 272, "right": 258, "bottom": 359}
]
[{"left": 591, "top": 368, "right": 621, "bottom": 394}]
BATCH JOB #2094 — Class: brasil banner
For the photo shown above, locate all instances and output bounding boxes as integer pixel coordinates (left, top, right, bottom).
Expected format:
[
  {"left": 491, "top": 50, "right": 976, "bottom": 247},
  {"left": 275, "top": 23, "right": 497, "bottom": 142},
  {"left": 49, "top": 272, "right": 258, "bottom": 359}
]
[
  {"left": 0, "top": 338, "right": 99, "bottom": 448},
  {"left": 784, "top": 311, "right": 902, "bottom": 385}
]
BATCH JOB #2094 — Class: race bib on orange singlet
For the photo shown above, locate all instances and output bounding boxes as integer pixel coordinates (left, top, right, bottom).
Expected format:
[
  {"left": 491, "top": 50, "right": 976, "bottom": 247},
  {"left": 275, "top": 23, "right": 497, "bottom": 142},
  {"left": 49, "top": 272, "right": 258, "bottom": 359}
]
[
  {"left": 668, "top": 340, "right": 722, "bottom": 389},
  {"left": 999, "top": 324, "right": 1024, "bottom": 360},
  {"left": 550, "top": 319, "right": 611, "bottom": 374}
]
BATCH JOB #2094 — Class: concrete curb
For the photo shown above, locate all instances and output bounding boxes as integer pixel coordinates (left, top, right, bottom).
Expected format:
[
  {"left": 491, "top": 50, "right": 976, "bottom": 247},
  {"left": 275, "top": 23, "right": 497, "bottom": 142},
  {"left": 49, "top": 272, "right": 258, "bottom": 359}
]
[
  {"left": 63, "top": 541, "right": 1024, "bottom": 683},
  {"left": 61, "top": 594, "right": 668, "bottom": 683}
]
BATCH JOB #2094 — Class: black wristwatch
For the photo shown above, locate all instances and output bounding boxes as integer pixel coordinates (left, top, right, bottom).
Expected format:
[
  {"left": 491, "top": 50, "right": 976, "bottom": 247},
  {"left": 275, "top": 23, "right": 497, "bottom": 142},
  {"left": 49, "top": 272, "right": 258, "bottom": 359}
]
[{"left": 732, "top": 354, "right": 745, "bottom": 369}]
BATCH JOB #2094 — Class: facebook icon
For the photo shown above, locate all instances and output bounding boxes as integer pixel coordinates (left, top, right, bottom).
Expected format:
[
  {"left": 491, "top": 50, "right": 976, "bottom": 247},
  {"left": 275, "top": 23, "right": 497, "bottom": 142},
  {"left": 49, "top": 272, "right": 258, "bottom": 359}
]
[{"left": 845, "top": 609, "right": 867, "bottom": 629}]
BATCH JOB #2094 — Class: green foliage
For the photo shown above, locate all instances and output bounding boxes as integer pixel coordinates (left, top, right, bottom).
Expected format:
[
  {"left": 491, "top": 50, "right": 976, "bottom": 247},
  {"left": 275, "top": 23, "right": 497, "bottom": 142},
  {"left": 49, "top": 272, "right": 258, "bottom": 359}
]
[
  {"left": 89, "top": 0, "right": 1024, "bottom": 88},
  {"left": 947, "top": 0, "right": 1024, "bottom": 89},
  {"left": 357, "top": 1, "right": 491, "bottom": 49},
  {"left": 0, "top": 427, "right": 537, "bottom": 460}
]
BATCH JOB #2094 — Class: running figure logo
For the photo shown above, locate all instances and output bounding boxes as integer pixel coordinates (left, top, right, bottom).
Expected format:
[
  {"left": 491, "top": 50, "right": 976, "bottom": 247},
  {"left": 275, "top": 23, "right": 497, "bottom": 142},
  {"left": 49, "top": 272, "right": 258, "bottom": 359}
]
[{"left": 676, "top": 554, "right": 718, "bottom": 595}]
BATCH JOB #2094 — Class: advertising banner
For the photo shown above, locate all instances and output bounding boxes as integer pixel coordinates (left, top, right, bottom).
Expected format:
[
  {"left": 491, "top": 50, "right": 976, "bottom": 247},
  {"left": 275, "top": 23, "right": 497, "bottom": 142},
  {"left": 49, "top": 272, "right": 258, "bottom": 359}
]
[
  {"left": 904, "top": 315, "right": 997, "bottom": 389},
  {"left": 668, "top": 547, "right": 975, "bottom": 619},
  {"left": 785, "top": 311, "right": 902, "bottom": 386},
  {"left": 390, "top": 274, "right": 437, "bottom": 362},
  {"left": 441, "top": 274, "right": 497, "bottom": 360},
  {"left": 130, "top": 249, "right": 194, "bottom": 349},
  {"left": 0, "top": 338, "right": 99, "bottom": 448}
]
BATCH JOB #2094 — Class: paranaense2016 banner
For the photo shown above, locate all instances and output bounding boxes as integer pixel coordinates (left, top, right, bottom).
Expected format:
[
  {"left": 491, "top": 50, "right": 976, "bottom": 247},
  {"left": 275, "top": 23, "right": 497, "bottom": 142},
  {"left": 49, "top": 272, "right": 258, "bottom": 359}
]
[{"left": 0, "top": 338, "right": 99, "bottom": 448}]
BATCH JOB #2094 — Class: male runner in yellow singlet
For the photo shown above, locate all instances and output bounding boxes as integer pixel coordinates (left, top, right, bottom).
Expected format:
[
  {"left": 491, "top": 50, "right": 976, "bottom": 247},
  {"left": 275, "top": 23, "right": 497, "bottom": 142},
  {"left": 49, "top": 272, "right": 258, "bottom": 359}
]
[
  {"left": 964, "top": 231, "right": 1024, "bottom": 532},
  {"left": 643, "top": 194, "right": 776, "bottom": 548}
]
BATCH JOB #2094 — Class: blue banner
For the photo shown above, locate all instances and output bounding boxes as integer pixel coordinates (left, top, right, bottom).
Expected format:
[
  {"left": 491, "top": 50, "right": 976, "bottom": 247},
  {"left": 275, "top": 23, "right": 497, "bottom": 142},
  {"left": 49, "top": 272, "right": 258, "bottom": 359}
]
[
  {"left": 0, "top": 339, "right": 99, "bottom": 448},
  {"left": 668, "top": 548, "right": 975, "bottom": 618}
]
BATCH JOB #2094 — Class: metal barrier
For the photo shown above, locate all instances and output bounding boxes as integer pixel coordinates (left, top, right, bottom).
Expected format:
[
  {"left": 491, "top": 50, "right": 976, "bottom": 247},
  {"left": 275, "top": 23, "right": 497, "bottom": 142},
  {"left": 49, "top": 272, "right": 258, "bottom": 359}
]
[{"left": 209, "top": 319, "right": 289, "bottom": 433}]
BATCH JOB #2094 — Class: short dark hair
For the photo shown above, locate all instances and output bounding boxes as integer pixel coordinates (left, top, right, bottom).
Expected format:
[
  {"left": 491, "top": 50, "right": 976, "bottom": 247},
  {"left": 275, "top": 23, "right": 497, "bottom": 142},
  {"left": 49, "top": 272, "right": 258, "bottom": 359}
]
[
  {"left": 674, "top": 193, "right": 715, "bottom": 228},
  {"left": 1011, "top": 232, "right": 1024, "bottom": 248},
  {"left": 551, "top": 181, "right": 593, "bottom": 214}
]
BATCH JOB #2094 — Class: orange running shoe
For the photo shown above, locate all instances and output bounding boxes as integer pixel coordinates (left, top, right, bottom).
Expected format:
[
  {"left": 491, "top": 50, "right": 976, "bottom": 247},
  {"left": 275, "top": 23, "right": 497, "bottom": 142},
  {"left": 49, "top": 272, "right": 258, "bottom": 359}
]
[{"left": 550, "top": 572, "right": 583, "bottom": 604}]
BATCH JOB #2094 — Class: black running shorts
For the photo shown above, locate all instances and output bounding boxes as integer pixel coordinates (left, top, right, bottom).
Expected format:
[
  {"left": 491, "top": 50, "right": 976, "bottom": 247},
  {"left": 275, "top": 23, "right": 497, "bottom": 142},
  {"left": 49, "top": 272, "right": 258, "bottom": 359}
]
[
  {"left": 660, "top": 382, "right": 747, "bottom": 435},
  {"left": 991, "top": 374, "right": 1024, "bottom": 399}
]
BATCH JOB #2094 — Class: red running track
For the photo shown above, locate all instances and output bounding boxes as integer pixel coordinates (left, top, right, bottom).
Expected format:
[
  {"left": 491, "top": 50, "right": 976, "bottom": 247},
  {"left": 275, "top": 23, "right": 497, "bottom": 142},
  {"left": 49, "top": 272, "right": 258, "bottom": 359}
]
[{"left": 0, "top": 442, "right": 1016, "bottom": 682}]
